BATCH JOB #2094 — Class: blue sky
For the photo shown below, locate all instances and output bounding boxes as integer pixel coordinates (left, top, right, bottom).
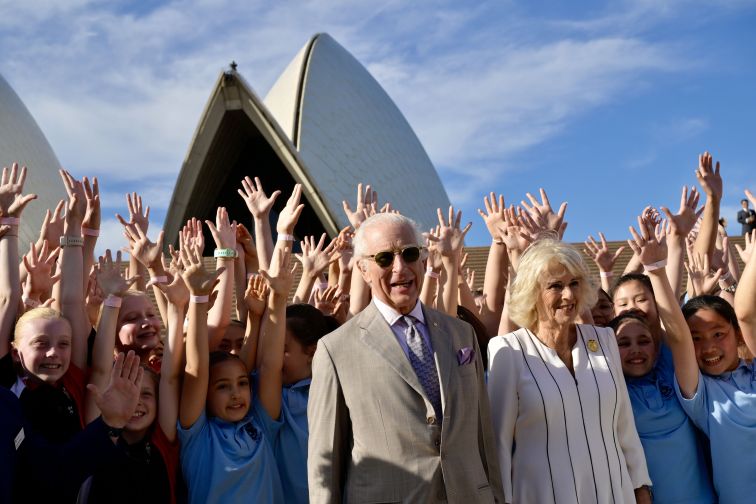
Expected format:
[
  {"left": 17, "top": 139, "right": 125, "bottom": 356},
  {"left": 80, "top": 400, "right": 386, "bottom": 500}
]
[{"left": 1, "top": 0, "right": 755, "bottom": 253}]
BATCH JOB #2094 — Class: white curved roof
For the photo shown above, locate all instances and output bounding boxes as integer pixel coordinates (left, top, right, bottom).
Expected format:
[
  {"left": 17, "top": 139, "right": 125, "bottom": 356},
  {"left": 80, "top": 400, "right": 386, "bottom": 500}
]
[
  {"left": 264, "top": 33, "right": 450, "bottom": 232},
  {"left": 0, "top": 74, "right": 65, "bottom": 247}
]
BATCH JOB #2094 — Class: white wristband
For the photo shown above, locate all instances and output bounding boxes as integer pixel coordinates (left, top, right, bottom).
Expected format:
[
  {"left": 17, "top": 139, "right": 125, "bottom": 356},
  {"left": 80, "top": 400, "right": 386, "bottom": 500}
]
[
  {"left": 425, "top": 268, "right": 440, "bottom": 279},
  {"left": 277, "top": 233, "right": 295, "bottom": 242},
  {"left": 600, "top": 271, "right": 614, "bottom": 278},
  {"left": 104, "top": 295, "right": 122, "bottom": 308},
  {"left": 643, "top": 259, "right": 667, "bottom": 273},
  {"left": 81, "top": 227, "right": 100, "bottom": 237},
  {"left": 190, "top": 295, "right": 209, "bottom": 304},
  {"left": 149, "top": 276, "right": 168, "bottom": 285},
  {"left": 22, "top": 297, "right": 40, "bottom": 308}
]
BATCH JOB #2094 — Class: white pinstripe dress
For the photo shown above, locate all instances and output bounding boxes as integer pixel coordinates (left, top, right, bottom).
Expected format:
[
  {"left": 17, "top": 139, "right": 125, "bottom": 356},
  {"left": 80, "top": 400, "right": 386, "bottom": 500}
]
[{"left": 487, "top": 325, "right": 651, "bottom": 504}]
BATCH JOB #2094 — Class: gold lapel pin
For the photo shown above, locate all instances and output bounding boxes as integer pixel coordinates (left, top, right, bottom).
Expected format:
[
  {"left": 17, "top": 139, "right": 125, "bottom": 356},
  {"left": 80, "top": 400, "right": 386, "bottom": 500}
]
[{"left": 587, "top": 339, "right": 599, "bottom": 352}]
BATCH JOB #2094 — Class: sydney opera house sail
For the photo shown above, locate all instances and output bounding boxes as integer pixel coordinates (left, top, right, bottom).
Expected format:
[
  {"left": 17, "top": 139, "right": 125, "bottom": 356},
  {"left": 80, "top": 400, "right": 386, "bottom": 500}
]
[
  {"left": 164, "top": 33, "right": 450, "bottom": 250},
  {"left": 0, "top": 74, "right": 65, "bottom": 247}
]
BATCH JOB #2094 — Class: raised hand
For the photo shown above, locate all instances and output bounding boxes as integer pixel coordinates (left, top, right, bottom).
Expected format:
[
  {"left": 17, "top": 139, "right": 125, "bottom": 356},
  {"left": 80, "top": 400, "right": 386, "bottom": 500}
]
[
  {"left": 695, "top": 151, "right": 722, "bottom": 200},
  {"left": 238, "top": 176, "right": 281, "bottom": 219},
  {"left": 497, "top": 206, "right": 533, "bottom": 254},
  {"left": 154, "top": 268, "right": 190, "bottom": 307},
  {"left": 735, "top": 229, "right": 755, "bottom": 263},
  {"left": 236, "top": 223, "right": 257, "bottom": 260},
  {"left": 259, "top": 246, "right": 296, "bottom": 296},
  {"left": 22, "top": 241, "right": 61, "bottom": 300},
  {"left": 435, "top": 206, "right": 471, "bottom": 259},
  {"left": 342, "top": 183, "right": 377, "bottom": 229},
  {"left": 123, "top": 222, "right": 165, "bottom": 269},
  {"left": 520, "top": 188, "right": 567, "bottom": 237},
  {"left": 95, "top": 250, "right": 139, "bottom": 297},
  {"left": 314, "top": 285, "right": 341, "bottom": 315},
  {"left": 0, "top": 163, "right": 37, "bottom": 219},
  {"left": 180, "top": 218, "right": 205, "bottom": 252},
  {"left": 477, "top": 193, "right": 506, "bottom": 241},
  {"left": 685, "top": 252, "right": 723, "bottom": 296},
  {"left": 37, "top": 200, "right": 66, "bottom": 248},
  {"left": 88, "top": 351, "right": 143, "bottom": 429},
  {"left": 180, "top": 243, "right": 224, "bottom": 296},
  {"left": 206, "top": 207, "right": 236, "bottom": 249},
  {"left": 276, "top": 184, "right": 305, "bottom": 235},
  {"left": 244, "top": 274, "right": 269, "bottom": 317},
  {"left": 627, "top": 216, "right": 667, "bottom": 267},
  {"left": 584, "top": 232, "right": 625, "bottom": 273},
  {"left": 120, "top": 192, "right": 150, "bottom": 234},
  {"left": 661, "top": 186, "right": 701, "bottom": 237},
  {"left": 296, "top": 233, "right": 338, "bottom": 277},
  {"left": 82, "top": 176, "right": 101, "bottom": 232}
]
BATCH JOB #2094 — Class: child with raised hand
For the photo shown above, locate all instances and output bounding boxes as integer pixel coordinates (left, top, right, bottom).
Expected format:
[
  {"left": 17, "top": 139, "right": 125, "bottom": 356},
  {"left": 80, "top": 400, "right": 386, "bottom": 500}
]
[
  {"left": 628, "top": 209, "right": 756, "bottom": 502},
  {"left": 178, "top": 239, "right": 291, "bottom": 503},
  {"left": 81, "top": 249, "right": 184, "bottom": 504}
]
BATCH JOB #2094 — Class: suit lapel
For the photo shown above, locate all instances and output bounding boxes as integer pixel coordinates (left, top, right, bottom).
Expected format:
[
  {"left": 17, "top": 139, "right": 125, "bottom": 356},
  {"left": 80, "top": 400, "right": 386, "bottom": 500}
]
[
  {"left": 423, "top": 307, "right": 455, "bottom": 413},
  {"left": 359, "top": 303, "right": 427, "bottom": 399}
]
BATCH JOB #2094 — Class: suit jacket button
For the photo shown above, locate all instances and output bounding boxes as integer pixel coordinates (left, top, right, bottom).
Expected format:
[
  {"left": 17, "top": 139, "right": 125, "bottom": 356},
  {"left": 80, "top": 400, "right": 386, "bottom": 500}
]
[{"left": 426, "top": 416, "right": 436, "bottom": 425}]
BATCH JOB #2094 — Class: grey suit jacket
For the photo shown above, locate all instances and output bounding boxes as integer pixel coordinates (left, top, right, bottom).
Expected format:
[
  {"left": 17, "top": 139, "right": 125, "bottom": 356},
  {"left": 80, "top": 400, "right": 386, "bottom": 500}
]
[{"left": 308, "top": 302, "right": 504, "bottom": 503}]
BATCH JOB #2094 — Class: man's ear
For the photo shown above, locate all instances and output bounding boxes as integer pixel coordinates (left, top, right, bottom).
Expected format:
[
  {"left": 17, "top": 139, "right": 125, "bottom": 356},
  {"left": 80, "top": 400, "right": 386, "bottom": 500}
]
[{"left": 357, "top": 259, "right": 371, "bottom": 284}]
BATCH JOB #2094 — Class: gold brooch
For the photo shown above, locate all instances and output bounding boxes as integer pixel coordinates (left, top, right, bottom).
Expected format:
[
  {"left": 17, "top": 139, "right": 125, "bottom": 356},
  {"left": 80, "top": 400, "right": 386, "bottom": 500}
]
[{"left": 587, "top": 339, "right": 599, "bottom": 352}]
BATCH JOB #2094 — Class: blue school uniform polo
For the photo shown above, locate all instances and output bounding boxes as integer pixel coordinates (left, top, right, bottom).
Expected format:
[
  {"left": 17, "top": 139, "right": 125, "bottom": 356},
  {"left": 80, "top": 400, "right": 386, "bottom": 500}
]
[
  {"left": 178, "top": 398, "right": 284, "bottom": 504},
  {"left": 675, "top": 359, "right": 756, "bottom": 503},
  {"left": 626, "top": 347, "right": 715, "bottom": 503},
  {"left": 274, "top": 378, "right": 311, "bottom": 504}
]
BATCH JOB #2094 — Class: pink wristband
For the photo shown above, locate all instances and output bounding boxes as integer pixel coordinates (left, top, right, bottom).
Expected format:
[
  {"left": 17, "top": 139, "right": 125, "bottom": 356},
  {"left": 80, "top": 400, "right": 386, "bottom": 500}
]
[
  {"left": 600, "top": 271, "right": 614, "bottom": 278},
  {"left": 0, "top": 217, "right": 20, "bottom": 225},
  {"left": 643, "top": 259, "right": 667, "bottom": 273},
  {"left": 191, "top": 295, "right": 209, "bottom": 304},
  {"left": 104, "top": 295, "right": 122, "bottom": 308},
  {"left": 22, "top": 297, "right": 40, "bottom": 308},
  {"left": 81, "top": 227, "right": 100, "bottom": 237},
  {"left": 148, "top": 276, "right": 168, "bottom": 286},
  {"left": 277, "top": 233, "right": 295, "bottom": 242},
  {"left": 425, "top": 268, "right": 440, "bottom": 279}
]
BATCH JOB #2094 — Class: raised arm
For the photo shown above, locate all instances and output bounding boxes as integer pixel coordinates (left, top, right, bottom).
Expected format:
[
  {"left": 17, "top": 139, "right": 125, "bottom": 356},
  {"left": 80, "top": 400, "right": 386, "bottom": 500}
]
[
  {"left": 21, "top": 242, "right": 60, "bottom": 310},
  {"left": 432, "top": 206, "right": 471, "bottom": 316},
  {"left": 477, "top": 193, "right": 509, "bottom": 333},
  {"left": 122, "top": 222, "right": 168, "bottom": 326},
  {"left": 116, "top": 192, "right": 151, "bottom": 292},
  {"left": 627, "top": 217, "right": 699, "bottom": 398},
  {"left": 584, "top": 232, "right": 626, "bottom": 293},
  {"left": 0, "top": 163, "right": 37, "bottom": 357},
  {"left": 735, "top": 203, "right": 756, "bottom": 355},
  {"left": 85, "top": 250, "right": 138, "bottom": 424},
  {"left": 693, "top": 152, "right": 723, "bottom": 261},
  {"left": 240, "top": 274, "right": 268, "bottom": 372},
  {"left": 56, "top": 170, "right": 91, "bottom": 370},
  {"left": 81, "top": 177, "right": 100, "bottom": 294},
  {"left": 154, "top": 260, "right": 190, "bottom": 442},
  {"left": 238, "top": 176, "right": 280, "bottom": 272},
  {"left": 293, "top": 234, "right": 338, "bottom": 304},
  {"left": 661, "top": 186, "right": 701, "bottom": 299},
  {"left": 205, "top": 207, "right": 237, "bottom": 346},
  {"left": 179, "top": 242, "right": 223, "bottom": 429},
  {"left": 257, "top": 246, "right": 294, "bottom": 420}
]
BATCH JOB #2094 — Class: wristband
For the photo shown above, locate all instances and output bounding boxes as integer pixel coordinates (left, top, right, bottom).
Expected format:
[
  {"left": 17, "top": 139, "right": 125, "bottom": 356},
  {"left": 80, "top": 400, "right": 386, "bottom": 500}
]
[
  {"left": 0, "top": 217, "right": 20, "bottom": 225},
  {"left": 643, "top": 259, "right": 667, "bottom": 273},
  {"left": 190, "top": 294, "right": 209, "bottom": 304},
  {"left": 104, "top": 295, "right": 122, "bottom": 308},
  {"left": 59, "top": 236, "right": 84, "bottom": 248},
  {"left": 277, "top": 233, "right": 295, "bottom": 242},
  {"left": 147, "top": 276, "right": 168, "bottom": 287},
  {"left": 81, "top": 227, "right": 100, "bottom": 237},
  {"left": 493, "top": 239, "right": 505, "bottom": 245},
  {"left": 425, "top": 268, "right": 440, "bottom": 279},
  {"left": 22, "top": 297, "right": 40, "bottom": 308},
  {"left": 213, "top": 248, "right": 238, "bottom": 259},
  {"left": 722, "top": 282, "right": 738, "bottom": 294},
  {"left": 599, "top": 271, "right": 614, "bottom": 278}
]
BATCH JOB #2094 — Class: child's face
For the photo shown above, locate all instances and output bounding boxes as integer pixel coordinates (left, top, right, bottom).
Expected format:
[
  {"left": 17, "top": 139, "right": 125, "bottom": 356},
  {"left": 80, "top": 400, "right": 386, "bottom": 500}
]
[
  {"left": 591, "top": 291, "right": 615, "bottom": 327},
  {"left": 15, "top": 318, "right": 72, "bottom": 384},
  {"left": 213, "top": 324, "right": 245, "bottom": 355},
  {"left": 282, "top": 330, "right": 314, "bottom": 386},
  {"left": 613, "top": 281, "right": 658, "bottom": 326},
  {"left": 207, "top": 359, "right": 251, "bottom": 422},
  {"left": 687, "top": 308, "right": 741, "bottom": 375},
  {"left": 616, "top": 320, "right": 658, "bottom": 377},
  {"left": 117, "top": 295, "right": 161, "bottom": 353},
  {"left": 126, "top": 374, "right": 157, "bottom": 434}
]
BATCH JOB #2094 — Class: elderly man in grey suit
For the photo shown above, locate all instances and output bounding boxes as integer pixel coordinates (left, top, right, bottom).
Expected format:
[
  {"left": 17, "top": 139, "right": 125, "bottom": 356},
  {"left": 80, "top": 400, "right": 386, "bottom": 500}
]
[{"left": 308, "top": 212, "right": 504, "bottom": 503}]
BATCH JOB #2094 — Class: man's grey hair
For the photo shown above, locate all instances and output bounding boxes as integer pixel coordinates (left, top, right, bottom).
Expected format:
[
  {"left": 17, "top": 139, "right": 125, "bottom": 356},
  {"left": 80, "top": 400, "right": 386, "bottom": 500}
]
[{"left": 353, "top": 213, "right": 424, "bottom": 259}]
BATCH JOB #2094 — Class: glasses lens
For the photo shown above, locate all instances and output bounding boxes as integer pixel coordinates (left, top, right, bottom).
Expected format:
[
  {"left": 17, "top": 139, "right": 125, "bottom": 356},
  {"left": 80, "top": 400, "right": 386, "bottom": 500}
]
[
  {"left": 373, "top": 251, "right": 394, "bottom": 268},
  {"left": 401, "top": 246, "right": 421, "bottom": 263}
]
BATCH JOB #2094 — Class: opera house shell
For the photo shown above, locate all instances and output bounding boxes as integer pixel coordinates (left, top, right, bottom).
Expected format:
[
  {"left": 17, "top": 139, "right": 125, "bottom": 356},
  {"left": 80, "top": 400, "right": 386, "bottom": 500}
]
[
  {"left": 164, "top": 33, "right": 450, "bottom": 248},
  {"left": 0, "top": 74, "right": 65, "bottom": 247}
]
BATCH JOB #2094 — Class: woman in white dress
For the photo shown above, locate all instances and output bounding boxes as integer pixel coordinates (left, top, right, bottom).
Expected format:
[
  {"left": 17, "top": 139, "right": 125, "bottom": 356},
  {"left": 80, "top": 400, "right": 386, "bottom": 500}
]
[{"left": 487, "top": 238, "right": 652, "bottom": 504}]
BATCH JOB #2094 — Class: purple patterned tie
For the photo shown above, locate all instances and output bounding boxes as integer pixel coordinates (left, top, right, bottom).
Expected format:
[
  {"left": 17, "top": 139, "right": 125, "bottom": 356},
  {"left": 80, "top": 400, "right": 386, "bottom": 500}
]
[{"left": 403, "top": 315, "right": 442, "bottom": 420}]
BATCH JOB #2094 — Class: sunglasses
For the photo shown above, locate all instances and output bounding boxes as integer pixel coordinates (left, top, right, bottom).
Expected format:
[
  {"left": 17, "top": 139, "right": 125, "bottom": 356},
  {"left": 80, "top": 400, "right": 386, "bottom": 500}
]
[{"left": 365, "top": 246, "right": 423, "bottom": 268}]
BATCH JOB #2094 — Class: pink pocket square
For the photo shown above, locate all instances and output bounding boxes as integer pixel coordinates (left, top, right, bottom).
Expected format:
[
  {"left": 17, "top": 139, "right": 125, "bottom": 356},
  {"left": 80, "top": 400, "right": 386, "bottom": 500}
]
[{"left": 457, "top": 347, "right": 475, "bottom": 365}]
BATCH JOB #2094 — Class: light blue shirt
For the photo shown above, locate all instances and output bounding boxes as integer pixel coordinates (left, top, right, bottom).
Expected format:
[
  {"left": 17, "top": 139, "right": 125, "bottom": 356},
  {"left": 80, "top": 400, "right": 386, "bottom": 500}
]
[
  {"left": 274, "top": 378, "right": 311, "bottom": 504},
  {"left": 178, "top": 398, "right": 284, "bottom": 504},
  {"left": 626, "top": 347, "right": 715, "bottom": 503},
  {"left": 372, "top": 298, "right": 433, "bottom": 359},
  {"left": 675, "top": 359, "right": 756, "bottom": 503}
]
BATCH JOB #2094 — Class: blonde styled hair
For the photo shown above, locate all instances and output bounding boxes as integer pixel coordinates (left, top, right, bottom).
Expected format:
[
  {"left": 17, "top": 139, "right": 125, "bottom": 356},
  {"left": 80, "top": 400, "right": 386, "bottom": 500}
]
[
  {"left": 13, "top": 307, "right": 70, "bottom": 347},
  {"left": 508, "top": 239, "right": 597, "bottom": 330}
]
